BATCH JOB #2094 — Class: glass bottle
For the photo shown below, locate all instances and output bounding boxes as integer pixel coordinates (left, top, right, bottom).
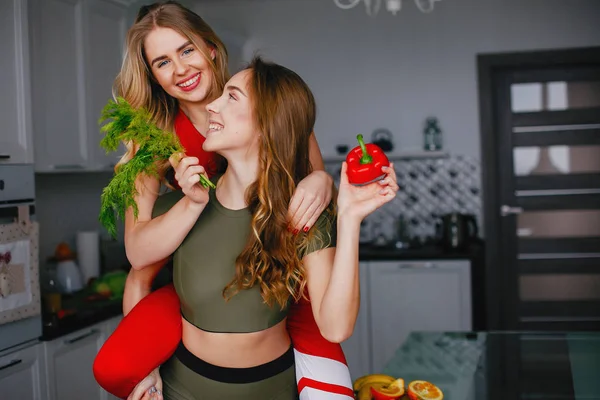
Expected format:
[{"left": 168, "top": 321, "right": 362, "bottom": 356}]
[{"left": 423, "top": 117, "right": 442, "bottom": 151}]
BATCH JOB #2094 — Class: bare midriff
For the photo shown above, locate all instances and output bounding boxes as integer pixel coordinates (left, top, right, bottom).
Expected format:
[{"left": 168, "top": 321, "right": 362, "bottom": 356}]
[{"left": 181, "top": 317, "right": 291, "bottom": 367}]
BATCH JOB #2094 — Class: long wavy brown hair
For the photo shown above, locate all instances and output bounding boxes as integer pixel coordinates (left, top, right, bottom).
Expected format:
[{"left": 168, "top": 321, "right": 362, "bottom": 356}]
[
  {"left": 223, "top": 57, "right": 334, "bottom": 309},
  {"left": 113, "top": 1, "right": 229, "bottom": 177}
]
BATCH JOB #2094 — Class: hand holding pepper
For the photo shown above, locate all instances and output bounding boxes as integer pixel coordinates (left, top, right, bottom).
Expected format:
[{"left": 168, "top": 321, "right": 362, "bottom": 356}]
[
  {"left": 337, "top": 161, "right": 399, "bottom": 222},
  {"left": 345, "top": 134, "right": 390, "bottom": 186}
]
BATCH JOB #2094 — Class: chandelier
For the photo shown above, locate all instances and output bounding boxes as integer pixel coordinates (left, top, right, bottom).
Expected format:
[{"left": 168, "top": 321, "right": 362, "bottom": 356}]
[{"left": 333, "top": 0, "right": 442, "bottom": 16}]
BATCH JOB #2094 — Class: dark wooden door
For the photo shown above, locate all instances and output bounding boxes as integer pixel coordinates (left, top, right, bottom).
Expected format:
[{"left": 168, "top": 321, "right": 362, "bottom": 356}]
[{"left": 479, "top": 47, "right": 600, "bottom": 330}]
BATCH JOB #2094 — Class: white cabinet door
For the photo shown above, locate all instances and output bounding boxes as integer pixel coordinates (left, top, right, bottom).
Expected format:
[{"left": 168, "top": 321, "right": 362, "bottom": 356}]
[
  {"left": 368, "top": 260, "right": 472, "bottom": 373},
  {"left": 0, "top": 0, "right": 34, "bottom": 165},
  {"left": 84, "top": 0, "right": 127, "bottom": 171},
  {"left": 44, "top": 323, "right": 107, "bottom": 400},
  {"left": 341, "top": 262, "right": 371, "bottom": 381},
  {"left": 29, "top": 0, "right": 90, "bottom": 172},
  {"left": 0, "top": 342, "right": 47, "bottom": 400}
]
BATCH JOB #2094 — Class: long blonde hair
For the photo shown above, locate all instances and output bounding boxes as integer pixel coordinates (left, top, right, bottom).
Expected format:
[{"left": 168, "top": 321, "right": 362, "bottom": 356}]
[
  {"left": 114, "top": 1, "right": 229, "bottom": 174},
  {"left": 223, "top": 57, "right": 334, "bottom": 309}
]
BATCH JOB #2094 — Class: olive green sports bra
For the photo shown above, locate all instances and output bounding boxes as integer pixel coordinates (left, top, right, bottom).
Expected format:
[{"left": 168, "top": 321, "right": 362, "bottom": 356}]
[{"left": 152, "top": 182, "right": 335, "bottom": 333}]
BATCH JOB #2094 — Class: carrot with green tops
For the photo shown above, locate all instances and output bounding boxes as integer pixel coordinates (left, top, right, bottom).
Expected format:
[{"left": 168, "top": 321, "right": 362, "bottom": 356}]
[{"left": 98, "top": 97, "right": 214, "bottom": 238}]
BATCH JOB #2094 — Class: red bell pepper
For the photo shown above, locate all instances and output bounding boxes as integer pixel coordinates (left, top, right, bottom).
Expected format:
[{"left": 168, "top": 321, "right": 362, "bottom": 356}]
[{"left": 345, "top": 134, "right": 390, "bottom": 185}]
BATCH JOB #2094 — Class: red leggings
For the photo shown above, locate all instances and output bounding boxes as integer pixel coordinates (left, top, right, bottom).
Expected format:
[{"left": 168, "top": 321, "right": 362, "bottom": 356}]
[{"left": 93, "top": 284, "right": 354, "bottom": 399}]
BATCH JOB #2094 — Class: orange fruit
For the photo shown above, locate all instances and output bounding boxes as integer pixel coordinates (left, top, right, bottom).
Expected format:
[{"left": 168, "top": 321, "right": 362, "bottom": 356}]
[
  {"left": 390, "top": 378, "right": 405, "bottom": 390},
  {"left": 407, "top": 380, "right": 443, "bottom": 400},
  {"left": 370, "top": 382, "right": 405, "bottom": 400},
  {"left": 55, "top": 242, "right": 74, "bottom": 260}
]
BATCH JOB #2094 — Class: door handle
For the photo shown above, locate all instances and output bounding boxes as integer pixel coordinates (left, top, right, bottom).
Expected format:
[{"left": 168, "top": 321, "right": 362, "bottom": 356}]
[
  {"left": 500, "top": 205, "right": 523, "bottom": 217},
  {"left": 64, "top": 329, "right": 99, "bottom": 345}
]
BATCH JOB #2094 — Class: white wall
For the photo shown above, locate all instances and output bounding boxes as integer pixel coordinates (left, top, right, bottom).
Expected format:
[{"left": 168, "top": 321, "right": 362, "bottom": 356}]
[{"left": 192, "top": 0, "right": 600, "bottom": 159}]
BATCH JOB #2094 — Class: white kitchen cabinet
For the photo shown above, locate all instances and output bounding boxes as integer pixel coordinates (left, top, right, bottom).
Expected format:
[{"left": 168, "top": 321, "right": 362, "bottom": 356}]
[
  {"left": 368, "top": 260, "right": 472, "bottom": 374},
  {"left": 0, "top": 342, "right": 47, "bottom": 400},
  {"left": 341, "top": 262, "right": 371, "bottom": 381},
  {"left": 84, "top": 0, "right": 128, "bottom": 171},
  {"left": 0, "top": 0, "right": 34, "bottom": 165},
  {"left": 29, "top": 0, "right": 89, "bottom": 171},
  {"left": 44, "top": 321, "right": 107, "bottom": 400},
  {"left": 28, "top": 0, "right": 127, "bottom": 172}
]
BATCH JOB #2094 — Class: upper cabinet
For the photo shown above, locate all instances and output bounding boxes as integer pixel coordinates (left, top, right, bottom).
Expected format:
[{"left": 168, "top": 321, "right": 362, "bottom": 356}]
[
  {"left": 0, "top": 0, "right": 34, "bottom": 165},
  {"left": 85, "top": 0, "right": 128, "bottom": 170},
  {"left": 29, "top": 0, "right": 127, "bottom": 172}
]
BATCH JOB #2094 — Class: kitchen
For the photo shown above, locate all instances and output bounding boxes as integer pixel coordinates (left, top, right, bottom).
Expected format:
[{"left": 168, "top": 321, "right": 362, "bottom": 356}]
[{"left": 1, "top": 0, "right": 600, "bottom": 399}]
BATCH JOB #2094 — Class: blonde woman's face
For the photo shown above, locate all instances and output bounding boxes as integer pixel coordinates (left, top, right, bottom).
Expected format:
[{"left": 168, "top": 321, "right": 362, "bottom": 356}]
[
  {"left": 204, "top": 69, "right": 259, "bottom": 156},
  {"left": 144, "top": 27, "right": 215, "bottom": 105}
]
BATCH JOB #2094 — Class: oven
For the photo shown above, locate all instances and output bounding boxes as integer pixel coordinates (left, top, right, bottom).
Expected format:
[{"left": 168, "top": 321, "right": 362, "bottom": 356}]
[{"left": 0, "top": 164, "right": 41, "bottom": 353}]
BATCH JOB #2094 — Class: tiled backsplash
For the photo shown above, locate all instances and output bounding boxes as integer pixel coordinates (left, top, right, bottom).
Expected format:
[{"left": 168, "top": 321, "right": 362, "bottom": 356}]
[{"left": 324, "top": 155, "right": 482, "bottom": 242}]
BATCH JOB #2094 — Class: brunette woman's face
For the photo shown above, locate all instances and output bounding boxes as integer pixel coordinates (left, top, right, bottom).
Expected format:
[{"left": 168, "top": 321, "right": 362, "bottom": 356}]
[
  {"left": 144, "top": 27, "right": 215, "bottom": 105},
  {"left": 204, "top": 69, "right": 260, "bottom": 156}
]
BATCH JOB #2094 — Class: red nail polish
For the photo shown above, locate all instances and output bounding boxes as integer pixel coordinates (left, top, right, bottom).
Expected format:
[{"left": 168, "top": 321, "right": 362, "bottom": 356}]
[
  {"left": 303, "top": 226, "right": 309, "bottom": 232},
  {"left": 287, "top": 226, "right": 292, "bottom": 232},
  {"left": 292, "top": 229, "right": 299, "bottom": 235}
]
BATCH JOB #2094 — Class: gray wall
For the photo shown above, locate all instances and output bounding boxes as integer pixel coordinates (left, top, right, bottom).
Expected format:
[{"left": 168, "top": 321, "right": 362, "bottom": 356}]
[
  {"left": 35, "top": 172, "right": 118, "bottom": 267},
  {"left": 35, "top": 0, "right": 600, "bottom": 254},
  {"left": 194, "top": 0, "right": 600, "bottom": 159}
]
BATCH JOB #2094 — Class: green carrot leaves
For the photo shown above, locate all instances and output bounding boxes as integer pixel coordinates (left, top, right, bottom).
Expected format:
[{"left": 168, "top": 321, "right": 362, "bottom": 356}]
[{"left": 98, "top": 97, "right": 215, "bottom": 238}]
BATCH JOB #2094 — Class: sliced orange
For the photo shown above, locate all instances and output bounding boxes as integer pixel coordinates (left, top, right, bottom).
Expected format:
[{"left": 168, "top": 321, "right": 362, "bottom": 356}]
[
  {"left": 389, "top": 378, "right": 405, "bottom": 390},
  {"left": 407, "top": 380, "right": 444, "bottom": 400},
  {"left": 370, "top": 382, "right": 405, "bottom": 400}
]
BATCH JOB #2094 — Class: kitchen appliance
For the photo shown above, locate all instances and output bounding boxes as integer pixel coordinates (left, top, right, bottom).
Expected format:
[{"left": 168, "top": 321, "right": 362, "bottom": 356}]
[
  {"left": 393, "top": 215, "right": 412, "bottom": 249},
  {"left": 371, "top": 128, "right": 394, "bottom": 152},
  {"left": 0, "top": 164, "right": 41, "bottom": 353},
  {"left": 55, "top": 259, "right": 83, "bottom": 293},
  {"left": 437, "top": 213, "right": 478, "bottom": 251}
]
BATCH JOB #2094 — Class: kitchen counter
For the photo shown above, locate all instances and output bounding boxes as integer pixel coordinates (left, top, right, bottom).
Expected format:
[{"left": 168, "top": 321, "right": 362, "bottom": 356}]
[
  {"left": 38, "top": 243, "right": 486, "bottom": 341},
  {"left": 359, "top": 242, "right": 483, "bottom": 261},
  {"left": 40, "top": 291, "right": 123, "bottom": 341}
]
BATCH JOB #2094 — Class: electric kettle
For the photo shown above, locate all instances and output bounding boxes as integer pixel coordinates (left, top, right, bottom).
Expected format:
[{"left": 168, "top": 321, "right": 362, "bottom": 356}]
[{"left": 437, "top": 213, "right": 478, "bottom": 251}]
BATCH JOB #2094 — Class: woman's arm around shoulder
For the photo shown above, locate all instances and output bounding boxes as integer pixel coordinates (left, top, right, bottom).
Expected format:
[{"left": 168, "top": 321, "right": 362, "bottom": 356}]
[{"left": 288, "top": 133, "right": 335, "bottom": 233}]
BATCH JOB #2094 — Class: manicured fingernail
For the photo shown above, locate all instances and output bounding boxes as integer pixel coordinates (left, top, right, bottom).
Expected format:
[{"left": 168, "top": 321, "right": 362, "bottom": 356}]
[
  {"left": 303, "top": 226, "right": 309, "bottom": 232},
  {"left": 293, "top": 229, "right": 299, "bottom": 235},
  {"left": 287, "top": 226, "right": 292, "bottom": 232}
]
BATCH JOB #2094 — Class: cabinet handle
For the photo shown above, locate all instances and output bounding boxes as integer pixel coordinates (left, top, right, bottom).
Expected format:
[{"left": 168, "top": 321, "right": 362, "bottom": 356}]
[
  {"left": 0, "top": 359, "right": 22, "bottom": 371},
  {"left": 64, "top": 329, "right": 99, "bottom": 345},
  {"left": 0, "top": 154, "right": 10, "bottom": 160},
  {"left": 396, "top": 262, "right": 436, "bottom": 269},
  {"left": 53, "top": 164, "right": 85, "bottom": 170}
]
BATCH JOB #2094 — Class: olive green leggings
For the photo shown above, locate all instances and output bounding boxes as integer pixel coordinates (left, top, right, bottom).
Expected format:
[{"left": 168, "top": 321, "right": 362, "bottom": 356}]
[{"left": 160, "top": 342, "right": 298, "bottom": 400}]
